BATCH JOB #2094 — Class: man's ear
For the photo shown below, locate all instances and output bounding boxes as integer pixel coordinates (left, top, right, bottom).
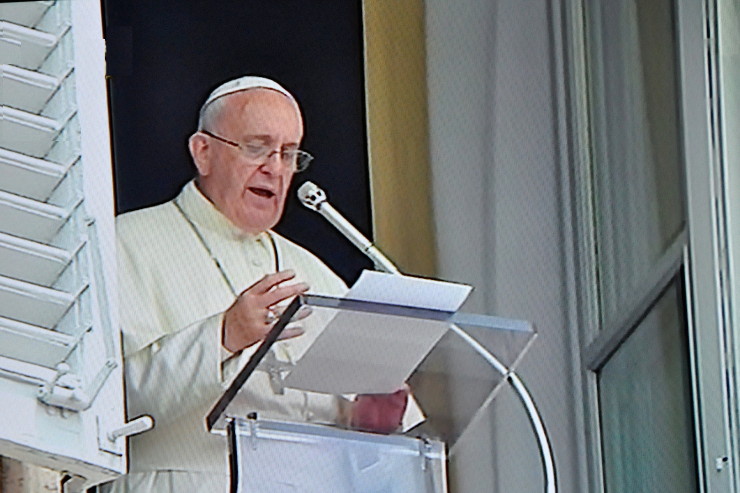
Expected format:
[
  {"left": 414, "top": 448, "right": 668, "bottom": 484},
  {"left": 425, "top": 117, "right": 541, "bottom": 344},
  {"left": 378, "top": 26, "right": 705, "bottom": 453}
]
[{"left": 189, "top": 132, "right": 211, "bottom": 176}]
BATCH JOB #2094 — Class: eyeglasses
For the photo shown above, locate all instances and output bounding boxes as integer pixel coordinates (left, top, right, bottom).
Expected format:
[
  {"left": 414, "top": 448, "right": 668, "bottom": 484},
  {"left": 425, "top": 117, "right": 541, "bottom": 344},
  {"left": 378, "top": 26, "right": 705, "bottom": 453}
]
[{"left": 200, "top": 129, "right": 314, "bottom": 172}]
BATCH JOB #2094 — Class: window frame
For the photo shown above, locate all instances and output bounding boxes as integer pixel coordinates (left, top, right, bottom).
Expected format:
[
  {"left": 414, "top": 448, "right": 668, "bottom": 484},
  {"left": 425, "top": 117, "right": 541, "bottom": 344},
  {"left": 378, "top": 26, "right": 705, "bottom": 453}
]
[{"left": 561, "top": 0, "right": 736, "bottom": 491}]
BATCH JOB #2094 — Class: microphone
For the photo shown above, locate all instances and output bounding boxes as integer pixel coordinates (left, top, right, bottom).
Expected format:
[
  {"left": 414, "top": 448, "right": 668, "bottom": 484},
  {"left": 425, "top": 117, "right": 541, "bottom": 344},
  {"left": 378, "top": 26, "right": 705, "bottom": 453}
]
[{"left": 297, "top": 181, "right": 400, "bottom": 274}]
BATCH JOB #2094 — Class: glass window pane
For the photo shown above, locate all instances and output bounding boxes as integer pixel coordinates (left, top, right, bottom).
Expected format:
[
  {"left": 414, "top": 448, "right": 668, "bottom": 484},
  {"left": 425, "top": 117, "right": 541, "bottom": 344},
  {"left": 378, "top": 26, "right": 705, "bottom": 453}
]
[
  {"left": 587, "top": 0, "right": 686, "bottom": 323},
  {"left": 598, "top": 282, "right": 697, "bottom": 493}
]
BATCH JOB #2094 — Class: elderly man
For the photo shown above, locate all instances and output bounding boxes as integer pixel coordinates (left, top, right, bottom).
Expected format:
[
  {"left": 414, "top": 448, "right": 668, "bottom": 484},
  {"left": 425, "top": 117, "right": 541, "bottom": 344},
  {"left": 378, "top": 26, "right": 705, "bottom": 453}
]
[{"left": 105, "top": 76, "right": 409, "bottom": 492}]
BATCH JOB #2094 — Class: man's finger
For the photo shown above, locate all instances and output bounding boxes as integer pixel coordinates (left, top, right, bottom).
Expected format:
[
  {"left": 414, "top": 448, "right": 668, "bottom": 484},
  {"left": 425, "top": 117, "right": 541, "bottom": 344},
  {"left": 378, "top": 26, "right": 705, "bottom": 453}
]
[
  {"left": 265, "top": 305, "right": 312, "bottom": 325},
  {"left": 246, "top": 269, "right": 296, "bottom": 294},
  {"left": 263, "top": 282, "right": 309, "bottom": 307},
  {"left": 290, "top": 306, "right": 313, "bottom": 322},
  {"left": 276, "top": 326, "right": 305, "bottom": 340}
]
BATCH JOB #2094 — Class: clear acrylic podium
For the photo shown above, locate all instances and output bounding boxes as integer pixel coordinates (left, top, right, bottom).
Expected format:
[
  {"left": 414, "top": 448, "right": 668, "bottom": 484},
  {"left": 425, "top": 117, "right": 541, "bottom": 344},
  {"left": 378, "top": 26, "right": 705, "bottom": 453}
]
[{"left": 206, "top": 292, "right": 536, "bottom": 493}]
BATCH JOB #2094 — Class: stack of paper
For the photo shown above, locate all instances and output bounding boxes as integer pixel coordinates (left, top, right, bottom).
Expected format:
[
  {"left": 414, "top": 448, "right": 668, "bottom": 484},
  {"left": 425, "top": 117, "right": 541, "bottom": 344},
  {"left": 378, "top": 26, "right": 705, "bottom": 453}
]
[{"left": 284, "top": 271, "right": 472, "bottom": 395}]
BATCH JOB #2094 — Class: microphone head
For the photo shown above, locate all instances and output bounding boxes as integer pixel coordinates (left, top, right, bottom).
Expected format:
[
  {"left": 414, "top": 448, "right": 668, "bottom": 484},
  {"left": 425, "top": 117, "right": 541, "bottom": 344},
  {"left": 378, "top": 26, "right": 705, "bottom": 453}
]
[{"left": 297, "top": 181, "right": 327, "bottom": 212}]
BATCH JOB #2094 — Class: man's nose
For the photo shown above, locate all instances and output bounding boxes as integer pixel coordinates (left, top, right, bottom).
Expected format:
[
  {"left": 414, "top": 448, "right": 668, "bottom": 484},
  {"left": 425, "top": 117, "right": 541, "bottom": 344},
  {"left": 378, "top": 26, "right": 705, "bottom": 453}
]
[{"left": 261, "top": 150, "right": 284, "bottom": 172}]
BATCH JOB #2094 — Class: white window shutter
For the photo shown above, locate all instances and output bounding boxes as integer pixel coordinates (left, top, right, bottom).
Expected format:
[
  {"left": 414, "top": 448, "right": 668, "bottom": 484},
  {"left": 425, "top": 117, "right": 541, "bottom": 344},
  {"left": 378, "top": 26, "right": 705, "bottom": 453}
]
[{"left": 0, "top": 1, "right": 134, "bottom": 489}]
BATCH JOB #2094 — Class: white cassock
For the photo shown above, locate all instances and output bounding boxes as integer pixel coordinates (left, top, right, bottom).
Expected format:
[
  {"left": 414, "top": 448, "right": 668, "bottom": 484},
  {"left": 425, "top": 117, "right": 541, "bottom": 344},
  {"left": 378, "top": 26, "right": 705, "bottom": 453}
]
[{"left": 103, "top": 181, "right": 348, "bottom": 492}]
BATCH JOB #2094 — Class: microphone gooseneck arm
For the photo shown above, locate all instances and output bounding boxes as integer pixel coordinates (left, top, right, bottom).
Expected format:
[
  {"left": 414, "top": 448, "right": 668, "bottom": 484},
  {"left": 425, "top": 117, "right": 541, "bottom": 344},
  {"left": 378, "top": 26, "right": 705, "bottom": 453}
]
[
  {"left": 297, "top": 181, "right": 400, "bottom": 274},
  {"left": 296, "top": 180, "right": 556, "bottom": 493}
]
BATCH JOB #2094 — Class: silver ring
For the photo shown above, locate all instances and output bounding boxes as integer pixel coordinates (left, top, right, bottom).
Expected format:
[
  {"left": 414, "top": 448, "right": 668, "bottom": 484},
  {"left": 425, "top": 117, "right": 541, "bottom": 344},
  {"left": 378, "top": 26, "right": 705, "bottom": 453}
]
[{"left": 265, "top": 309, "right": 278, "bottom": 325}]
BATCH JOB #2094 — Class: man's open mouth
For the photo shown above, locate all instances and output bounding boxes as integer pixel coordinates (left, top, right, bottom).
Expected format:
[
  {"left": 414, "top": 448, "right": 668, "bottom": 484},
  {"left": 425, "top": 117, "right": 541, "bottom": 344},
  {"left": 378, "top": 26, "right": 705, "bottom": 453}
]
[{"left": 248, "top": 187, "right": 276, "bottom": 199}]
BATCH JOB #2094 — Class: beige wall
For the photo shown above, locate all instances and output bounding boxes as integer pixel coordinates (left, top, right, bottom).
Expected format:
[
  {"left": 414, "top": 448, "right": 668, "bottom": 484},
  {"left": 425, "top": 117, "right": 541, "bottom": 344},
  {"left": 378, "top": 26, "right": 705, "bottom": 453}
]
[{"left": 363, "top": 1, "right": 437, "bottom": 277}]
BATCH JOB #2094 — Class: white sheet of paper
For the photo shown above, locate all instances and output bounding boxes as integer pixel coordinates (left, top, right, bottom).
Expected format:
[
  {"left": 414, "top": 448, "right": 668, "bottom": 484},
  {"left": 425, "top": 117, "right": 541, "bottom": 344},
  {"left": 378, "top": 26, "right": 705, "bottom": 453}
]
[
  {"left": 284, "top": 271, "right": 472, "bottom": 395},
  {"left": 347, "top": 270, "right": 472, "bottom": 312}
]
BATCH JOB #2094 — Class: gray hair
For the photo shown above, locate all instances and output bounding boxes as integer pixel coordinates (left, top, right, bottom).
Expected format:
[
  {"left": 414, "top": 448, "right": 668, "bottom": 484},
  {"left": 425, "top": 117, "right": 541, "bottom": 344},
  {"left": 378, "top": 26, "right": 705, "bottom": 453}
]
[{"left": 197, "top": 97, "right": 227, "bottom": 131}]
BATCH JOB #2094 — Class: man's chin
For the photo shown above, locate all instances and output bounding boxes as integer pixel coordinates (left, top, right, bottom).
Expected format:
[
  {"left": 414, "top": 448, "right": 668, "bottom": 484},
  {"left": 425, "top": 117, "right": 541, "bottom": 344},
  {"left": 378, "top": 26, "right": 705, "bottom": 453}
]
[{"left": 233, "top": 211, "right": 282, "bottom": 235}]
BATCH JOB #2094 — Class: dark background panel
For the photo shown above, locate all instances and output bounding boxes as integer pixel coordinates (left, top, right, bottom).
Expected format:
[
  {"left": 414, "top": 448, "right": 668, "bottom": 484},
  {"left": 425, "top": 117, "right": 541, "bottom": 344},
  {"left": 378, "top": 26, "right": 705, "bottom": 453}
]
[{"left": 102, "top": 0, "right": 372, "bottom": 283}]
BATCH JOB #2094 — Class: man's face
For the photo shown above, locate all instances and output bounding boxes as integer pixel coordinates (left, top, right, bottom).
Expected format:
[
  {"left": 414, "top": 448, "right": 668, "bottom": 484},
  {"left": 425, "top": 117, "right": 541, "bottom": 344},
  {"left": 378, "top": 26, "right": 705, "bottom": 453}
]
[{"left": 191, "top": 89, "right": 303, "bottom": 234}]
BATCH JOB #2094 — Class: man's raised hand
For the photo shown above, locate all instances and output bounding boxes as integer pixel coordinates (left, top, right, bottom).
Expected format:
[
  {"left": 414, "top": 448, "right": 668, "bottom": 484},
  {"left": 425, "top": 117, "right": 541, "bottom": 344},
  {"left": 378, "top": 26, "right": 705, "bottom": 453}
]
[{"left": 222, "top": 269, "right": 309, "bottom": 352}]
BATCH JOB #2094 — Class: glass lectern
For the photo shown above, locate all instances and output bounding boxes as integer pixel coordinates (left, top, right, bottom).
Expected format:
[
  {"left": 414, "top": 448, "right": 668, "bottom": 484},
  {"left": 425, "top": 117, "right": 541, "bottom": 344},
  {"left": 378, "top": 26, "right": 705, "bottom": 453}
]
[{"left": 207, "top": 290, "right": 536, "bottom": 493}]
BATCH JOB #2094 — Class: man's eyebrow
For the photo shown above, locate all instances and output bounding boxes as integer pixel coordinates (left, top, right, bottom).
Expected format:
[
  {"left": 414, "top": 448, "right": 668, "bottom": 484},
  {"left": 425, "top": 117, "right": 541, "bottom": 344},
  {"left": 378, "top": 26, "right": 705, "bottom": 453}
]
[
  {"left": 241, "top": 134, "right": 300, "bottom": 148},
  {"left": 240, "top": 134, "right": 273, "bottom": 144}
]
